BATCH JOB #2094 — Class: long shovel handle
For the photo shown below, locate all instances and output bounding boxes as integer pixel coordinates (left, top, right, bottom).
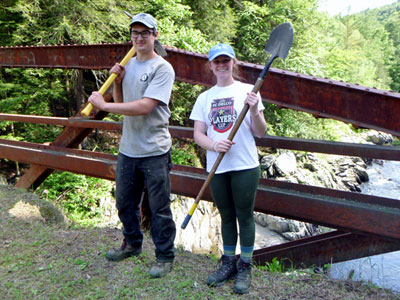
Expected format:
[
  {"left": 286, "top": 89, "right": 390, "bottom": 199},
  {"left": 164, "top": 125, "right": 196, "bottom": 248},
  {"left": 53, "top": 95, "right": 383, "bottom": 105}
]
[
  {"left": 81, "top": 46, "right": 136, "bottom": 117},
  {"left": 181, "top": 55, "right": 277, "bottom": 229}
]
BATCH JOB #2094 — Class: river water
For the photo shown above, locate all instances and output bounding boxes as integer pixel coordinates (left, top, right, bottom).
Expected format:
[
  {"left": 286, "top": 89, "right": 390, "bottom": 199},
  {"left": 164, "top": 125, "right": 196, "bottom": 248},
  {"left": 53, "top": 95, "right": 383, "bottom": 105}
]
[{"left": 329, "top": 160, "right": 400, "bottom": 293}]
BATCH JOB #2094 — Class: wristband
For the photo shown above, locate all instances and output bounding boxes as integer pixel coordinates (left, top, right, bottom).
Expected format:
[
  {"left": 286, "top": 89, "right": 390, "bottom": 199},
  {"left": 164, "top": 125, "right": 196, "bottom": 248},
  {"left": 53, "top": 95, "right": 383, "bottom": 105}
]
[{"left": 212, "top": 142, "right": 218, "bottom": 152}]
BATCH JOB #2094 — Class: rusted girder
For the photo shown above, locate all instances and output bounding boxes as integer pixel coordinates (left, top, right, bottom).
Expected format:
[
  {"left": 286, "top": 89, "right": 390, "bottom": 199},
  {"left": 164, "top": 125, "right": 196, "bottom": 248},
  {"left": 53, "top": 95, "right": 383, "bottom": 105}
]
[
  {"left": 253, "top": 231, "right": 400, "bottom": 269},
  {"left": 172, "top": 165, "right": 400, "bottom": 241},
  {"left": 166, "top": 46, "right": 400, "bottom": 137},
  {"left": 13, "top": 90, "right": 114, "bottom": 189},
  {"left": 1, "top": 114, "right": 399, "bottom": 161},
  {"left": 255, "top": 135, "right": 400, "bottom": 161},
  {"left": 0, "top": 139, "right": 116, "bottom": 180},
  {"left": 2, "top": 141, "right": 400, "bottom": 241},
  {"left": 1, "top": 44, "right": 399, "bottom": 136},
  {"left": 0, "top": 113, "right": 123, "bottom": 131},
  {"left": 2, "top": 113, "right": 399, "bottom": 161},
  {"left": 1, "top": 140, "right": 400, "bottom": 268},
  {"left": 0, "top": 44, "right": 128, "bottom": 69}
]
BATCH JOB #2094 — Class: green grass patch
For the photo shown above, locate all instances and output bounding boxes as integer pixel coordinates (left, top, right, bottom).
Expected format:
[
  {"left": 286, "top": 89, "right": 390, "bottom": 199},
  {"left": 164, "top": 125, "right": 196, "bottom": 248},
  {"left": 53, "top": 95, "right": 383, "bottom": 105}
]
[{"left": 1, "top": 185, "right": 398, "bottom": 300}]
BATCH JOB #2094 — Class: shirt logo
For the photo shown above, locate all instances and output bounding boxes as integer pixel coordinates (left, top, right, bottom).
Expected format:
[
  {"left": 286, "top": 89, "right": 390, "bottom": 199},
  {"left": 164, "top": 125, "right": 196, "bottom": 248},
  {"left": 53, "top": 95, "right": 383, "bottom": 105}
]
[
  {"left": 140, "top": 74, "right": 149, "bottom": 82},
  {"left": 209, "top": 98, "right": 237, "bottom": 133}
]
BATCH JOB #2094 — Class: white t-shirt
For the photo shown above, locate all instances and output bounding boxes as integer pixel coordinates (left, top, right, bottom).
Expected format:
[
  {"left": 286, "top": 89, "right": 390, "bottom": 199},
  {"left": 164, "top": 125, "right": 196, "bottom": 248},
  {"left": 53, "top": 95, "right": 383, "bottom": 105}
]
[
  {"left": 190, "top": 81, "right": 265, "bottom": 174},
  {"left": 119, "top": 56, "right": 175, "bottom": 157}
]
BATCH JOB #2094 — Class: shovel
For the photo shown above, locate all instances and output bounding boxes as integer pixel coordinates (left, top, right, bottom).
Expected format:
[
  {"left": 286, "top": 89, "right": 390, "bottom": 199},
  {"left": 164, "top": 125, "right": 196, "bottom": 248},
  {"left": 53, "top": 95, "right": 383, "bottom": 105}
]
[
  {"left": 80, "top": 11, "right": 167, "bottom": 117},
  {"left": 181, "top": 22, "right": 294, "bottom": 229}
]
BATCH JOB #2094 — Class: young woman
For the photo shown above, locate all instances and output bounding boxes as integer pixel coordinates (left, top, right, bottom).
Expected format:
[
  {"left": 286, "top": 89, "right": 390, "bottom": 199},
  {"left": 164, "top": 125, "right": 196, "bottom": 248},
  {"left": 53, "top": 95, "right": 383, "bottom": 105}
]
[{"left": 189, "top": 43, "right": 267, "bottom": 294}]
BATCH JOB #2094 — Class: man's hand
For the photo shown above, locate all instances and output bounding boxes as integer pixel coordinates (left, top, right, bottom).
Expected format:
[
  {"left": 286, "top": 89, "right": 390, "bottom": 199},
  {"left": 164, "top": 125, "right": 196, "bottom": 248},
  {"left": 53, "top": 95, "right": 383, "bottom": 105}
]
[
  {"left": 88, "top": 91, "right": 106, "bottom": 111},
  {"left": 110, "top": 63, "right": 126, "bottom": 84}
]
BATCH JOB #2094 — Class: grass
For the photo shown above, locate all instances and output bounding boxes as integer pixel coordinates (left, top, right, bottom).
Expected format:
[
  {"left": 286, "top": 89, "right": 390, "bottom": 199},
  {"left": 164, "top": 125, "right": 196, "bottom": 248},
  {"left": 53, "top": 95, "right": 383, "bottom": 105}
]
[{"left": 1, "top": 184, "right": 399, "bottom": 300}]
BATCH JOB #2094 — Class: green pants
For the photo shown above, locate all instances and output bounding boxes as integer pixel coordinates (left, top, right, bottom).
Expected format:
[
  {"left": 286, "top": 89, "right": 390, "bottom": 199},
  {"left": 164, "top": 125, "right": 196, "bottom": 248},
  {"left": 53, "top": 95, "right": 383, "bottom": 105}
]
[{"left": 209, "top": 167, "right": 260, "bottom": 248}]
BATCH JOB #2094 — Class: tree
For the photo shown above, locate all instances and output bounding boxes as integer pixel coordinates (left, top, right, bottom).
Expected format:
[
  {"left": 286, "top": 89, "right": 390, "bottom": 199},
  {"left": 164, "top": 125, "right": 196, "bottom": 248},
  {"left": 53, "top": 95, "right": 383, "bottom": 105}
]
[
  {"left": 0, "top": 0, "right": 21, "bottom": 46},
  {"left": 183, "top": 0, "right": 237, "bottom": 43},
  {"left": 1, "top": 0, "right": 399, "bottom": 137},
  {"left": 381, "top": 5, "right": 400, "bottom": 91}
]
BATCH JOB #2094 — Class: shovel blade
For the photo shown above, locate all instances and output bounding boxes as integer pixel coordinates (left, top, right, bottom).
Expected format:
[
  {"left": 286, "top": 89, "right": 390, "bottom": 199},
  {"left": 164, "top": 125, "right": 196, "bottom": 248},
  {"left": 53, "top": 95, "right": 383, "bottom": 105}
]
[{"left": 264, "top": 22, "right": 294, "bottom": 59}]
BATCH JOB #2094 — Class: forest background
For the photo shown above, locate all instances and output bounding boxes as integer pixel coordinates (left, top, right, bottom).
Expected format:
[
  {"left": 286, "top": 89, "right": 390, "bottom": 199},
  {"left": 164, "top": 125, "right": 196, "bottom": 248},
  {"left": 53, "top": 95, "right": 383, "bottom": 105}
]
[{"left": 1, "top": 0, "right": 400, "bottom": 224}]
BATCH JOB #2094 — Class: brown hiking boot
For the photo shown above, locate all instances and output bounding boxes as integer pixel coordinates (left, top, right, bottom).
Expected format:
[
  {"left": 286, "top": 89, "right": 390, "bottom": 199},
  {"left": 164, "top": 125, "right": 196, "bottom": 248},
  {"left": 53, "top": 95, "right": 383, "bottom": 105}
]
[
  {"left": 105, "top": 239, "right": 142, "bottom": 261},
  {"left": 234, "top": 258, "right": 252, "bottom": 294},
  {"left": 148, "top": 260, "right": 173, "bottom": 278},
  {"left": 207, "top": 255, "right": 237, "bottom": 287}
]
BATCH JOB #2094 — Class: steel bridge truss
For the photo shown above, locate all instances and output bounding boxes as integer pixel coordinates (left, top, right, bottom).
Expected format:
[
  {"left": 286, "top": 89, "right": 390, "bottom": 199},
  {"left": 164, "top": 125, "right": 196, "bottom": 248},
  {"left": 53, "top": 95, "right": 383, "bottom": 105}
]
[{"left": 0, "top": 43, "right": 400, "bottom": 268}]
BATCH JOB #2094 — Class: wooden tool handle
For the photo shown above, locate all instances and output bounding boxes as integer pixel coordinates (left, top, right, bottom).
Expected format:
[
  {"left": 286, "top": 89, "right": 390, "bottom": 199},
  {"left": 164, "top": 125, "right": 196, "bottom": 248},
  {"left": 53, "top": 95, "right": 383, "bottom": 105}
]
[{"left": 81, "top": 46, "right": 136, "bottom": 117}]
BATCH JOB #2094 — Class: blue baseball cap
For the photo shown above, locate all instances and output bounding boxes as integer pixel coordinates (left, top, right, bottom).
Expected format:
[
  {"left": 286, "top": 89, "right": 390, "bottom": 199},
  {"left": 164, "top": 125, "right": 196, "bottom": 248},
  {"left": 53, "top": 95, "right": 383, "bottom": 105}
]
[
  {"left": 208, "top": 43, "right": 236, "bottom": 61},
  {"left": 129, "top": 13, "right": 158, "bottom": 33}
]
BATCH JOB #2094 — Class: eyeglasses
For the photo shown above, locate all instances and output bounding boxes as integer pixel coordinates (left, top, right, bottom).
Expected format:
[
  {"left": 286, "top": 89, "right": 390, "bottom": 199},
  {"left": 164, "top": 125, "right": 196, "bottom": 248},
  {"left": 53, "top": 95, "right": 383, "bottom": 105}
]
[
  {"left": 212, "top": 58, "right": 232, "bottom": 65},
  {"left": 131, "top": 30, "right": 154, "bottom": 38}
]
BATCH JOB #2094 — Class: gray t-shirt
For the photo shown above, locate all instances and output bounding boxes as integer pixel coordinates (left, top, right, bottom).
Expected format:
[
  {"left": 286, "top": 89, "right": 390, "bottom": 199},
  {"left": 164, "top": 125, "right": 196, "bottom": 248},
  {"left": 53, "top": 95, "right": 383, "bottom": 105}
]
[{"left": 119, "top": 55, "right": 175, "bottom": 157}]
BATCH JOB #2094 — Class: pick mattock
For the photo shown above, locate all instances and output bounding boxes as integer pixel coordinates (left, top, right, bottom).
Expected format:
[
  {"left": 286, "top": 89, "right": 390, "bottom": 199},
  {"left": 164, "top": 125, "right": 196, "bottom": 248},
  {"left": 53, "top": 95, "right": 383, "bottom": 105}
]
[
  {"left": 181, "top": 22, "right": 294, "bottom": 229},
  {"left": 80, "top": 11, "right": 167, "bottom": 117}
]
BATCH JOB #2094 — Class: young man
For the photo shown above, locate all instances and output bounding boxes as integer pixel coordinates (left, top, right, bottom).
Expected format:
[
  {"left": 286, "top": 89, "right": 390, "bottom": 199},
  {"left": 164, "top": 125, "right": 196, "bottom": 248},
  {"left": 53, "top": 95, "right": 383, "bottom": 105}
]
[{"left": 88, "top": 12, "right": 176, "bottom": 278}]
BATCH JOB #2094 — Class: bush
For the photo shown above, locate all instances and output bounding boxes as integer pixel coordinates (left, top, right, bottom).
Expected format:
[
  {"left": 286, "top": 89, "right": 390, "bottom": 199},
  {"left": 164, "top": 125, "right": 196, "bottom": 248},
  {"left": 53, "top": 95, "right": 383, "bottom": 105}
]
[
  {"left": 171, "top": 140, "right": 197, "bottom": 166},
  {"left": 37, "top": 171, "right": 114, "bottom": 224}
]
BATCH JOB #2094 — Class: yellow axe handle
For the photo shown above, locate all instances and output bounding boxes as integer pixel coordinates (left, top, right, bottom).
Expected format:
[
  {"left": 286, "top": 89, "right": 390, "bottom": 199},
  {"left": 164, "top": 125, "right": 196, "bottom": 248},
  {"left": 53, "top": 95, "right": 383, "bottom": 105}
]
[{"left": 81, "top": 46, "right": 136, "bottom": 117}]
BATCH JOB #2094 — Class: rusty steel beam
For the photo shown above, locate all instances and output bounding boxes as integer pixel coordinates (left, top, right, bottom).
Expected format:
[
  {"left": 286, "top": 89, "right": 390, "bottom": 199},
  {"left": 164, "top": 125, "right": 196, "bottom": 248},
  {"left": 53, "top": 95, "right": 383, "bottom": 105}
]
[
  {"left": 171, "top": 165, "right": 400, "bottom": 240},
  {"left": 254, "top": 184, "right": 400, "bottom": 241},
  {"left": 1, "top": 44, "right": 400, "bottom": 136},
  {"left": 14, "top": 90, "right": 114, "bottom": 189},
  {"left": 2, "top": 113, "right": 399, "bottom": 161},
  {"left": 170, "top": 126, "right": 400, "bottom": 161},
  {"left": 1, "top": 140, "right": 400, "bottom": 240},
  {"left": 3, "top": 138, "right": 399, "bottom": 268},
  {"left": 3, "top": 141, "right": 399, "bottom": 269},
  {"left": 253, "top": 231, "right": 400, "bottom": 269},
  {"left": 255, "top": 135, "right": 400, "bottom": 161},
  {"left": 0, "top": 113, "right": 123, "bottom": 131},
  {"left": 167, "top": 46, "right": 400, "bottom": 137},
  {"left": 0, "top": 44, "right": 128, "bottom": 69},
  {"left": 0, "top": 139, "right": 116, "bottom": 180},
  {"left": 169, "top": 126, "right": 194, "bottom": 139}
]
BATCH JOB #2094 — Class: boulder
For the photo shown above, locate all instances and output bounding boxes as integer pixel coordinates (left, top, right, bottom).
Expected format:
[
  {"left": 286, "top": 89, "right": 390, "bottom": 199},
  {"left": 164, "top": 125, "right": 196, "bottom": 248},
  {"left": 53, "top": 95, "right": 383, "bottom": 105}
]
[
  {"left": 274, "top": 152, "right": 297, "bottom": 176},
  {"left": 366, "top": 130, "right": 393, "bottom": 145}
]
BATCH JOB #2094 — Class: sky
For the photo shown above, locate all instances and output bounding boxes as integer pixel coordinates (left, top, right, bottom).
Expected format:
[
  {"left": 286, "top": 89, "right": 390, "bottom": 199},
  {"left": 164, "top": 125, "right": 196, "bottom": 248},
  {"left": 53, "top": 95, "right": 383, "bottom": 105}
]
[{"left": 318, "top": 0, "right": 398, "bottom": 15}]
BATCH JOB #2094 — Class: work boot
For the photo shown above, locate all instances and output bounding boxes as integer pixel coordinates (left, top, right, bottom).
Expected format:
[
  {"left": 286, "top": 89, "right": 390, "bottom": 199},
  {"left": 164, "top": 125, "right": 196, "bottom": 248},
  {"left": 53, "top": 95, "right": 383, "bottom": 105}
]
[
  {"left": 234, "top": 258, "right": 252, "bottom": 294},
  {"left": 207, "top": 255, "right": 237, "bottom": 287},
  {"left": 105, "top": 239, "right": 142, "bottom": 261},
  {"left": 149, "top": 260, "right": 173, "bottom": 278}
]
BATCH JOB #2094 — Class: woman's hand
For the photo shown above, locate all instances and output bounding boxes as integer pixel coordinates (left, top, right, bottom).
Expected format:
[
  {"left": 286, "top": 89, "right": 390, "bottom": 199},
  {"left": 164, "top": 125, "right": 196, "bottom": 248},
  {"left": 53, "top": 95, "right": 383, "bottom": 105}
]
[
  {"left": 193, "top": 121, "right": 235, "bottom": 153},
  {"left": 244, "top": 92, "right": 267, "bottom": 138},
  {"left": 213, "top": 139, "right": 235, "bottom": 153},
  {"left": 245, "top": 92, "right": 260, "bottom": 115}
]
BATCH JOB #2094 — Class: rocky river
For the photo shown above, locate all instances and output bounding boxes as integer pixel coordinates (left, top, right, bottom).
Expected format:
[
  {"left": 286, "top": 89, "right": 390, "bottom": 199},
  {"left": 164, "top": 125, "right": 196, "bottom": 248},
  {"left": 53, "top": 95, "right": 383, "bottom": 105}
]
[{"left": 329, "top": 160, "right": 400, "bottom": 293}]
